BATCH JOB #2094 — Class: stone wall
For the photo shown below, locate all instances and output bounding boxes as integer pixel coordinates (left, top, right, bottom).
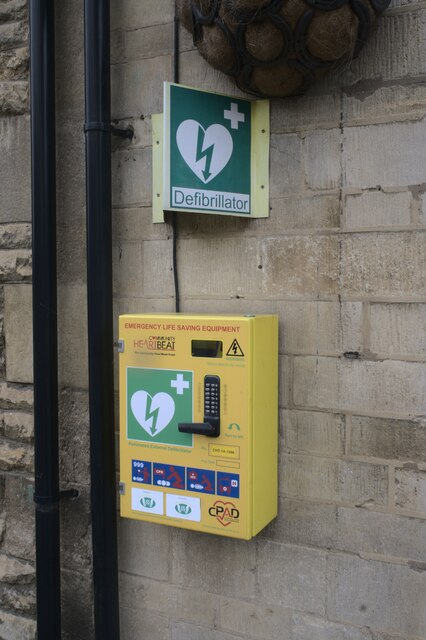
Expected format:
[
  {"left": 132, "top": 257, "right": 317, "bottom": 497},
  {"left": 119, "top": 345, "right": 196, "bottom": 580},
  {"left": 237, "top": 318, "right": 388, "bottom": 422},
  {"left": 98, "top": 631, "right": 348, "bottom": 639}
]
[
  {"left": 0, "top": 0, "right": 425, "bottom": 639},
  {"left": 0, "top": 1, "right": 93, "bottom": 638},
  {"left": 111, "top": 1, "right": 426, "bottom": 639},
  {"left": 0, "top": 0, "right": 35, "bottom": 637}
]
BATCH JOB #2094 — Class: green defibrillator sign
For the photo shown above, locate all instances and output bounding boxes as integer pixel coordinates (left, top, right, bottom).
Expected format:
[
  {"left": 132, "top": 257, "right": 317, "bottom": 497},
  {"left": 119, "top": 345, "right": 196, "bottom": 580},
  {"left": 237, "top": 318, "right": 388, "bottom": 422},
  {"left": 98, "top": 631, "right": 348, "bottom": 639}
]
[{"left": 152, "top": 83, "right": 269, "bottom": 222}]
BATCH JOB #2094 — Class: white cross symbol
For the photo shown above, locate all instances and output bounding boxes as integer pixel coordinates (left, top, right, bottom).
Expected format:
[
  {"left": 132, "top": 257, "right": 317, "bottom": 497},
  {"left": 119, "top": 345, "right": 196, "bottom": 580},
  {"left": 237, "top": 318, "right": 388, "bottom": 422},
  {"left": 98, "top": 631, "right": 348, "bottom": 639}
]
[
  {"left": 224, "top": 102, "right": 245, "bottom": 130},
  {"left": 170, "top": 373, "right": 190, "bottom": 395}
]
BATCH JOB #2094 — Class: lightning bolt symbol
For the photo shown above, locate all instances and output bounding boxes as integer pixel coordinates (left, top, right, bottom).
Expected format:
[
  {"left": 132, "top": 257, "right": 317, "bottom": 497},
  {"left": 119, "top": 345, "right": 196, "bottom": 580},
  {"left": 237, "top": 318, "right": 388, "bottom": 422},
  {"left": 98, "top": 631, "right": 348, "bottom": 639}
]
[
  {"left": 196, "top": 124, "right": 214, "bottom": 182},
  {"left": 232, "top": 343, "right": 238, "bottom": 355},
  {"left": 146, "top": 401, "right": 160, "bottom": 436}
]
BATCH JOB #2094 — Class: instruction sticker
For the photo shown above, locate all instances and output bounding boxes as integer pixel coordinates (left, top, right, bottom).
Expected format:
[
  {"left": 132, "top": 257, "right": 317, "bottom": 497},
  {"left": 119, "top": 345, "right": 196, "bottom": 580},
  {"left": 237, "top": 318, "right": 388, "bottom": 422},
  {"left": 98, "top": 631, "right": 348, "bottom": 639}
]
[
  {"left": 131, "top": 488, "right": 164, "bottom": 515},
  {"left": 166, "top": 494, "right": 201, "bottom": 522}
]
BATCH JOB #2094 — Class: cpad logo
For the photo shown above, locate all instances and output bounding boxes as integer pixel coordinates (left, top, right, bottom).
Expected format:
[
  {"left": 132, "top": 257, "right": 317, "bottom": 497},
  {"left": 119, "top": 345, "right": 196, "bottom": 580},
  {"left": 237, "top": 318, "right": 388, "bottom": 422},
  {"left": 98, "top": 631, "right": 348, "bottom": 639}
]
[{"left": 208, "top": 500, "right": 240, "bottom": 527}]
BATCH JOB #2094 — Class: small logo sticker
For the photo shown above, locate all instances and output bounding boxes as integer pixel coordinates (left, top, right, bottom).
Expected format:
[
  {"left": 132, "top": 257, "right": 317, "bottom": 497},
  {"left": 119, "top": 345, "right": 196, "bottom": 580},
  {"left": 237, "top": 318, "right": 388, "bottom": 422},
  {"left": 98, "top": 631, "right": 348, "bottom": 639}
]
[
  {"left": 175, "top": 503, "right": 192, "bottom": 515},
  {"left": 141, "top": 497, "right": 156, "bottom": 509}
]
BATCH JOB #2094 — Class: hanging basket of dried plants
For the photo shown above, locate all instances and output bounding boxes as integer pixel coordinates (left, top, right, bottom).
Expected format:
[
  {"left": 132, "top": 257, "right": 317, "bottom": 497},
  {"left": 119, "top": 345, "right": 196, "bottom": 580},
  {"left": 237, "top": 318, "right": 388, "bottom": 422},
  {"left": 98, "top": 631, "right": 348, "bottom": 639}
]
[{"left": 177, "top": 0, "right": 390, "bottom": 97}]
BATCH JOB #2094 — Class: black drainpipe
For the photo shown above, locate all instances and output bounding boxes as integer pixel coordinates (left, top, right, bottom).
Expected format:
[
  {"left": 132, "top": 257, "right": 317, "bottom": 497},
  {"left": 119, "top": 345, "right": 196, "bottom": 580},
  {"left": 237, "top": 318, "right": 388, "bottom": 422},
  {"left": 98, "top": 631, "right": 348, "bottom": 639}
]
[
  {"left": 84, "top": 1, "right": 120, "bottom": 638},
  {"left": 29, "top": 1, "right": 61, "bottom": 638}
]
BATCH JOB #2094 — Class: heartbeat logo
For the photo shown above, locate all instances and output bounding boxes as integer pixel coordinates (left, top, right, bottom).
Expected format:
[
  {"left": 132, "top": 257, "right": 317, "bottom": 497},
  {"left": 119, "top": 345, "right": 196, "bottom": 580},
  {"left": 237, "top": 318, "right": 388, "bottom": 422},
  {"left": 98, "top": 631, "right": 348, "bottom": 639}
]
[
  {"left": 226, "top": 339, "right": 244, "bottom": 357},
  {"left": 176, "top": 119, "right": 233, "bottom": 184}
]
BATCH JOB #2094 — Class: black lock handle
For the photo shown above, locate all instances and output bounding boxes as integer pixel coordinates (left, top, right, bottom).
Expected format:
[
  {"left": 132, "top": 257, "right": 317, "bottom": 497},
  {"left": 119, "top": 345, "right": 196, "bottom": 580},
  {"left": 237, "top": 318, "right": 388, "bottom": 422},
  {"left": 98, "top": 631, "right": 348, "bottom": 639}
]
[{"left": 178, "top": 420, "right": 220, "bottom": 438}]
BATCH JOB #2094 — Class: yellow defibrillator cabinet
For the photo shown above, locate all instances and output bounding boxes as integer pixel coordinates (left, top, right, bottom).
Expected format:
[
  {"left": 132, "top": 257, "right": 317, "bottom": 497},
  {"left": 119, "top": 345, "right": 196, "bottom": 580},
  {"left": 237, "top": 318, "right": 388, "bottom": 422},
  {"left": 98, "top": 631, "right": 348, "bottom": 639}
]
[{"left": 119, "top": 313, "right": 278, "bottom": 540}]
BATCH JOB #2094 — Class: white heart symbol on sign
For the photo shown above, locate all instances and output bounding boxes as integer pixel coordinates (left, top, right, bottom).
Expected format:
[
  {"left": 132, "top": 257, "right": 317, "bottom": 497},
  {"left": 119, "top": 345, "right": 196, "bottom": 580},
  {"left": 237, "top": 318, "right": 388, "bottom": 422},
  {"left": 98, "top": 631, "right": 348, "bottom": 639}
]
[
  {"left": 131, "top": 390, "right": 175, "bottom": 437},
  {"left": 176, "top": 119, "right": 233, "bottom": 184}
]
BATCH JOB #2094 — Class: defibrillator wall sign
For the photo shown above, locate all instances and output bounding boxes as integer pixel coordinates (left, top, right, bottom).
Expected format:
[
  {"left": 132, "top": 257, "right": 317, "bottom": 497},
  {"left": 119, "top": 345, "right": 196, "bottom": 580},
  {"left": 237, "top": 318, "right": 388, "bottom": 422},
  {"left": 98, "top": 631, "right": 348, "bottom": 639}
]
[{"left": 152, "top": 83, "right": 269, "bottom": 222}]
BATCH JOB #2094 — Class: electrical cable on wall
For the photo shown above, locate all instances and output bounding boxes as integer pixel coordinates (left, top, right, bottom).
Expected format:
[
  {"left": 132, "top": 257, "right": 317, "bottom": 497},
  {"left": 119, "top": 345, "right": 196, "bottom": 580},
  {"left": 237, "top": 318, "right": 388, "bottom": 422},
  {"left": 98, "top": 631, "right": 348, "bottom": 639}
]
[{"left": 172, "top": 12, "right": 180, "bottom": 312}]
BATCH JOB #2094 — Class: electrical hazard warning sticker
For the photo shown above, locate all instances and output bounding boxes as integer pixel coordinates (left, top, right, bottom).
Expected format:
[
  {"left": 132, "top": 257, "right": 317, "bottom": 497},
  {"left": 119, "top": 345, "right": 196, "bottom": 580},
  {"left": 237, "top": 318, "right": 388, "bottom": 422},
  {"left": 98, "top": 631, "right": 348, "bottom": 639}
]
[{"left": 226, "top": 339, "right": 244, "bottom": 357}]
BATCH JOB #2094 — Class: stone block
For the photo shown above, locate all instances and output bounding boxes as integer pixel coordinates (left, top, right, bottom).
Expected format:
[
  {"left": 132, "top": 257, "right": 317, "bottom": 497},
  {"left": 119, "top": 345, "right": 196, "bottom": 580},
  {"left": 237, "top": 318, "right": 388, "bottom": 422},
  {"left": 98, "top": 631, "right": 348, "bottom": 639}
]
[
  {"left": 281, "top": 454, "right": 388, "bottom": 506},
  {"left": 113, "top": 242, "right": 144, "bottom": 299},
  {"left": 55, "top": 2, "right": 84, "bottom": 119},
  {"left": 279, "top": 356, "right": 291, "bottom": 408},
  {"left": 268, "top": 195, "right": 340, "bottom": 232},
  {"left": 0, "top": 249, "right": 31, "bottom": 281},
  {"left": 282, "top": 410, "right": 345, "bottom": 456},
  {"left": 112, "top": 207, "right": 169, "bottom": 243},
  {"left": 4, "top": 284, "right": 32, "bottom": 383},
  {"left": 0, "top": 1, "right": 27, "bottom": 23},
  {"left": 111, "top": 56, "right": 171, "bottom": 120},
  {"left": 0, "top": 20, "right": 28, "bottom": 51},
  {"left": 60, "top": 485, "right": 91, "bottom": 572},
  {"left": 178, "top": 50, "right": 246, "bottom": 99},
  {"left": 350, "top": 415, "right": 426, "bottom": 462},
  {"left": 56, "top": 122, "right": 85, "bottom": 284},
  {"left": 0, "top": 383, "right": 32, "bottom": 411},
  {"left": 335, "top": 505, "right": 426, "bottom": 562},
  {"left": 119, "top": 573, "right": 218, "bottom": 627},
  {"left": 0, "top": 224, "right": 31, "bottom": 249},
  {"left": 278, "top": 300, "right": 362, "bottom": 355},
  {"left": 219, "top": 597, "right": 292, "bottom": 640},
  {"left": 327, "top": 553, "right": 426, "bottom": 637},
  {"left": 111, "top": 0, "right": 174, "bottom": 31},
  {"left": 58, "top": 388, "right": 90, "bottom": 486},
  {"left": 0, "top": 440, "right": 32, "bottom": 472},
  {"left": 171, "top": 528, "right": 256, "bottom": 598},
  {"left": 292, "top": 613, "right": 374, "bottom": 640},
  {"left": 395, "top": 467, "right": 426, "bottom": 513},
  {"left": 112, "top": 146, "right": 152, "bottom": 208},
  {"left": 343, "top": 121, "right": 426, "bottom": 189},
  {"left": 3, "top": 474, "right": 34, "bottom": 561},
  {"left": 0, "top": 609, "right": 36, "bottom": 640},
  {"left": 112, "top": 23, "right": 173, "bottom": 64},
  {"left": 57, "top": 217, "right": 86, "bottom": 286},
  {"left": 176, "top": 210, "right": 253, "bottom": 239},
  {"left": 120, "top": 607, "right": 170, "bottom": 640},
  {"left": 262, "top": 498, "right": 339, "bottom": 549},
  {"left": 269, "top": 133, "right": 303, "bottom": 197},
  {"left": 118, "top": 519, "right": 170, "bottom": 580},
  {"left": 0, "top": 116, "right": 31, "bottom": 222},
  {"left": 171, "top": 622, "right": 244, "bottom": 640},
  {"left": 343, "top": 84, "right": 426, "bottom": 127},
  {"left": 261, "top": 236, "right": 339, "bottom": 297},
  {"left": 140, "top": 240, "right": 174, "bottom": 297},
  {"left": 61, "top": 569, "right": 94, "bottom": 640},
  {"left": 57, "top": 284, "right": 88, "bottom": 389},
  {"left": 257, "top": 540, "right": 327, "bottom": 614},
  {"left": 0, "top": 584, "right": 35, "bottom": 615},
  {"left": 420, "top": 192, "right": 426, "bottom": 225},
  {"left": 0, "top": 554, "right": 34, "bottom": 584},
  {"left": 341, "top": 232, "right": 426, "bottom": 297},
  {"left": 344, "top": 190, "right": 412, "bottom": 229},
  {"left": 342, "top": 10, "right": 426, "bottom": 86},
  {"left": 271, "top": 92, "right": 341, "bottom": 134},
  {"left": 369, "top": 303, "right": 426, "bottom": 356},
  {"left": 304, "top": 128, "right": 341, "bottom": 190},
  {"left": 0, "top": 80, "right": 28, "bottom": 115},
  {"left": 178, "top": 237, "right": 261, "bottom": 298},
  {"left": 293, "top": 356, "right": 426, "bottom": 415}
]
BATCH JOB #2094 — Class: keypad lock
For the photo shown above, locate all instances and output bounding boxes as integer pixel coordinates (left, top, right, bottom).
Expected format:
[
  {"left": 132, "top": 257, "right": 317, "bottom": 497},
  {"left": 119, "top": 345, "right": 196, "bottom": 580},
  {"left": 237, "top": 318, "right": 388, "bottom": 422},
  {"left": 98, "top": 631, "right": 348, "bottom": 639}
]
[{"left": 179, "top": 375, "right": 220, "bottom": 437}]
